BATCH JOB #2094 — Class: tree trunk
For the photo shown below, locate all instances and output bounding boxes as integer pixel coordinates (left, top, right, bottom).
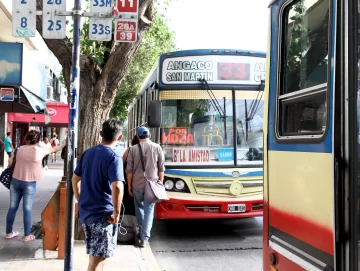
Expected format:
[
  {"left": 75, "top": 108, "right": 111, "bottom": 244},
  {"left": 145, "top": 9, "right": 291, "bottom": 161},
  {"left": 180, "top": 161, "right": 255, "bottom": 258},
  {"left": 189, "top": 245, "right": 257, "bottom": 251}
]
[{"left": 35, "top": 0, "right": 154, "bottom": 238}]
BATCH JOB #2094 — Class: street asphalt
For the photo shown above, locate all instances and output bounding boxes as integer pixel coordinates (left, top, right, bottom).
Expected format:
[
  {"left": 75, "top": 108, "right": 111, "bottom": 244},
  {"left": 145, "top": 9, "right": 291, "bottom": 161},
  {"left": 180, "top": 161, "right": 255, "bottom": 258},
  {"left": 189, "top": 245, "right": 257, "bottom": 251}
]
[{"left": 150, "top": 216, "right": 263, "bottom": 271}]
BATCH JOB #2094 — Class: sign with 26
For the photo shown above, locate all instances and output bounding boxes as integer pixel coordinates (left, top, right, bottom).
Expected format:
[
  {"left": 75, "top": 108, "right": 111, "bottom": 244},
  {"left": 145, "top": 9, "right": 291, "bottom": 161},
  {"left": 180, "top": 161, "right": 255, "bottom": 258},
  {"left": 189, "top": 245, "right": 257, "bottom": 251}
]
[
  {"left": 114, "top": 19, "right": 137, "bottom": 42},
  {"left": 42, "top": 0, "right": 67, "bottom": 39},
  {"left": 12, "top": 0, "right": 37, "bottom": 37}
]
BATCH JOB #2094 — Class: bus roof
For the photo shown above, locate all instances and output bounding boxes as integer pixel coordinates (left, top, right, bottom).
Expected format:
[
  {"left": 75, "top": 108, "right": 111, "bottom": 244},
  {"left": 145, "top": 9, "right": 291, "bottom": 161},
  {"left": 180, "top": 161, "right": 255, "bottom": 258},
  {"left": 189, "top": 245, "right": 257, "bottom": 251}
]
[{"left": 159, "top": 49, "right": 266, "bottom": 59}]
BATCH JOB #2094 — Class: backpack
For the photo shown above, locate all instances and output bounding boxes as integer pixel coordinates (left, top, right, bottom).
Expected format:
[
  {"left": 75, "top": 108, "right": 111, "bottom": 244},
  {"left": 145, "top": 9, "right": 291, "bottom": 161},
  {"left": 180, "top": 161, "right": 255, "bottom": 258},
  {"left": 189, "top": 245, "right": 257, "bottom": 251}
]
[{"left": 51, "top": 139, "right": 56, "bottom": 147}]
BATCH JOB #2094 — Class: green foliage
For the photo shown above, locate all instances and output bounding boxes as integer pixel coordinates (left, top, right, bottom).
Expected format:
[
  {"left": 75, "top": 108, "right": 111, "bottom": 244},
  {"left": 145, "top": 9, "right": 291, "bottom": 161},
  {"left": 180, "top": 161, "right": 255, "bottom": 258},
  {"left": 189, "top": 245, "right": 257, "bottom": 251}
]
[
  {"left": 109, "top": 9, "right": 177, "bottom": 121},
  {"left": 286, "top": 1, "right": 310, "bottom": 75}
]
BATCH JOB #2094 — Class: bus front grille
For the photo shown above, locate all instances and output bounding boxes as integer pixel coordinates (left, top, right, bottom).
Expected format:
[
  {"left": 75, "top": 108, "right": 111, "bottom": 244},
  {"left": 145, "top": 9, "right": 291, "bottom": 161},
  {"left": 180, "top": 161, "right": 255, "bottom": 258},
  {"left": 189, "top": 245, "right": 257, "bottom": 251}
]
[{"left": 192, "top": 178, "right": 263, "bottom": 197}]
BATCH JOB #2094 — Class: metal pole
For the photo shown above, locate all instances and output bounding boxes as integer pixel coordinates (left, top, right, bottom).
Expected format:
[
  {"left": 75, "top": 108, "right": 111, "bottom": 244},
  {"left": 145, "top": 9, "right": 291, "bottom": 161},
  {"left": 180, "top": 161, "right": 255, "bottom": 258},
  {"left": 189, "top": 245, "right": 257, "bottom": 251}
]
[{"left": 64, "top": 0, "right": 81, "bottom": 270}]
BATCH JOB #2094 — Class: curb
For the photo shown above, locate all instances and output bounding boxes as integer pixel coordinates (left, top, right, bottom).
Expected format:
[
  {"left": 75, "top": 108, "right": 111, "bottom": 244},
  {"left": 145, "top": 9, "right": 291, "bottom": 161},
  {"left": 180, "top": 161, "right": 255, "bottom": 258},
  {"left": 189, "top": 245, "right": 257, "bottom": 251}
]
[{"left": 137, "top": 245, "right": 161, "bottom": 271}]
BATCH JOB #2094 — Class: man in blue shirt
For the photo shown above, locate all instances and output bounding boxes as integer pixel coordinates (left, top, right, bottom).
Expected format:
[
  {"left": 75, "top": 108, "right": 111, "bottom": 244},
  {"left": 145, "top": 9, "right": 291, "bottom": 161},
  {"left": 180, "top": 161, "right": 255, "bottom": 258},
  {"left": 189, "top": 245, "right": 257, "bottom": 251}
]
[
  {"left": 72, "top": 119, "right": 125, "bottom": 271},
  {"left": 4, "top": 132, "right": 13, "bottom": 157}
]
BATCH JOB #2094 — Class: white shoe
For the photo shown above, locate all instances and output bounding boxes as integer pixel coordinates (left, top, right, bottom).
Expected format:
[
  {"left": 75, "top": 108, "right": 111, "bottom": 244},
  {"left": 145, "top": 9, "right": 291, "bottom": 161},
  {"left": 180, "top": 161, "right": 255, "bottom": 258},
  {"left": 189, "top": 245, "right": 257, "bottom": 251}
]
[{"left": 45, "top": 166, "right": 48, "bottom": 170}]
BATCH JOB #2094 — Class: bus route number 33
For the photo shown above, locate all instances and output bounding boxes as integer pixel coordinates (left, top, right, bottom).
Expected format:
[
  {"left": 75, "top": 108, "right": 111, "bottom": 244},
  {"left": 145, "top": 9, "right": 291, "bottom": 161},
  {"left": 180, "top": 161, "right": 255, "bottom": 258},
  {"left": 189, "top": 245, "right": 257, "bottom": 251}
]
[{"left": 92, "top": 23, "right": 111, "bottom": 35}]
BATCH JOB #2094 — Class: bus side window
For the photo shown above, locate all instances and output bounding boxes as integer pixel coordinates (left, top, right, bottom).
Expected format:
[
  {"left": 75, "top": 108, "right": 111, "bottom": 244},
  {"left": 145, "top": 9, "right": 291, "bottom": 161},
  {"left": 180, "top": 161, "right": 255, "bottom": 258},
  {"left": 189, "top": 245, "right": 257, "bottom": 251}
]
[{"left": 277, "top": 0, "right": 329, "bottom": 138}]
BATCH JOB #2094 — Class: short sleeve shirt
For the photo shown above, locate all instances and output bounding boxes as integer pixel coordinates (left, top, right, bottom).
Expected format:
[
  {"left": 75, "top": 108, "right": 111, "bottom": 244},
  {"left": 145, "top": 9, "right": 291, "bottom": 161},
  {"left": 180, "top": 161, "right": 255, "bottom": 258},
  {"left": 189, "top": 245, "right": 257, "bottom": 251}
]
[
  {"left": 4, "top": 137, "right": 12, "bottom": 152},
  {"left": 74, "top": 144, "right": 125, "bottom": 223}
]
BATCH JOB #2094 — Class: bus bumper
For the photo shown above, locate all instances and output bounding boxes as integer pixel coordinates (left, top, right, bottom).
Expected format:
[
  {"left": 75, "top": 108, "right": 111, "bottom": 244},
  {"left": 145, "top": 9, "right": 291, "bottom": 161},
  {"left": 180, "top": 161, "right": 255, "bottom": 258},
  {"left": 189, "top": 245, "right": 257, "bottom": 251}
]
[{"left": 154, "top": 195, "right": 263, "bottom": 219}]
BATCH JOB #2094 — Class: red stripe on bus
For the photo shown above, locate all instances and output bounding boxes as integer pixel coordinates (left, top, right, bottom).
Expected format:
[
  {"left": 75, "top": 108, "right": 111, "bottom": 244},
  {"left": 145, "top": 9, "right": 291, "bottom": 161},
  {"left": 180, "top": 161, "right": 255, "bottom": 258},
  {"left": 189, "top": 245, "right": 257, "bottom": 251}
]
[{"left": 269, "top": 207, "right": 334, "bottom": 255}]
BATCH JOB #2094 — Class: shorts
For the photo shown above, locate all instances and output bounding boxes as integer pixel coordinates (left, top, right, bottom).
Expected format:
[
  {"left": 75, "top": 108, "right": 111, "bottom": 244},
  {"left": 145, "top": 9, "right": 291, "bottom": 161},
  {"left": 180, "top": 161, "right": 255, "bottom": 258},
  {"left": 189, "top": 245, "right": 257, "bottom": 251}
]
[
  {"left": 81, "top": 217, "right": 118, "bottom": 258},
  {"left": 6, "top": 152, "right": 11, "bottom": 157}
]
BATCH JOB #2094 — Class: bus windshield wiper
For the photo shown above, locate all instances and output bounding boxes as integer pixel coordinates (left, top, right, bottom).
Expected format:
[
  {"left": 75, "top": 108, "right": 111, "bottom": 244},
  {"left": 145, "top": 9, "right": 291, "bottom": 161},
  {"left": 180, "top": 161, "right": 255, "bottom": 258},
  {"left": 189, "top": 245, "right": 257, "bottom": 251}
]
[
  {"left": 198, "top": 78, "right": 225, "bottom": 119},
  {"left": 247, "top": 80, "right": 265, "bottom": 122},
  {"left": 245, "top": 80, "right": 265, "bottom": 141}
]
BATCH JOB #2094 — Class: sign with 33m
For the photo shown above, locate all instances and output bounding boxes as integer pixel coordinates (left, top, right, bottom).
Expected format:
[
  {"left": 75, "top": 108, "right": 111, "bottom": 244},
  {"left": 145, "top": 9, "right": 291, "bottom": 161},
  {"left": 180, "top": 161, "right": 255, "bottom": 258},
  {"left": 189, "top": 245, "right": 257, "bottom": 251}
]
[
  {"left": 114, "top": 19, "right": 137, "bottom": 42},
  {"left": 89, "top": 18, "right": 112, "bottom": 41},
  {"left": 12, "top": 0, "right": 37, "bottom": 37},
  {"left": 42, "top": 0, "right": 67, "bottom": 39},
  {"left": 90, "top": 0, "right": 112, "bottom": 13}
]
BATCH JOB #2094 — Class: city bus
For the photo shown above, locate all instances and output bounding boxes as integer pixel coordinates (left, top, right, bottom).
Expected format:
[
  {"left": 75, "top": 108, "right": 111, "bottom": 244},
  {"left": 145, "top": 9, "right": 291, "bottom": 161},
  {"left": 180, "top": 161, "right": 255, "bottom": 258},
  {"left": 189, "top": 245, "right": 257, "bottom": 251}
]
[
  {"left": 127, "top": 49, "right": 266, "bottom": 220},
  {"left": 263, "top": 0, "right": 360, "bottom": 270}
]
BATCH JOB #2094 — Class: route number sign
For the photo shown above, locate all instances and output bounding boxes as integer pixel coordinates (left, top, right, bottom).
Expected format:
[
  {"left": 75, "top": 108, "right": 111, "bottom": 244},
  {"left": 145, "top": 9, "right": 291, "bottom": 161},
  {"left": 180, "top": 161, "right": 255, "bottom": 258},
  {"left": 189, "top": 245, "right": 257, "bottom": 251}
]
[
  {"left": 89, "top": 19, "right": 113, "bottom": 41},
  {"left": 90, "top": 0, "right": 112, "bottom": 13},
  {"left": 114, "top": 19, "right": 137, "bottom": 42},
  {"left": 12, "top": 0, "right": 37, "bottom": 37},
  {"left": 117, "top": 0, "right": 138, "bottom": 14},
  {"left": 89, "top": 0, "right": 113, "bottom": 41},
  {"left": 42, "top": 0, "right": 67, "bottom": 39}
]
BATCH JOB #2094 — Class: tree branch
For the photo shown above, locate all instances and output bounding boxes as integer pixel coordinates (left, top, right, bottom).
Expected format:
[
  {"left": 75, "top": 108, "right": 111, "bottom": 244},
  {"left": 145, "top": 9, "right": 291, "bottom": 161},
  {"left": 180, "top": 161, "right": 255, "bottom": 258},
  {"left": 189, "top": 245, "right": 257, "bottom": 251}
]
[
  {"left": 96, "top": 0, "right": 155, "bottom": 106},
  {"left": 139, "top": 0, "right": 154, "bottom": 25}
]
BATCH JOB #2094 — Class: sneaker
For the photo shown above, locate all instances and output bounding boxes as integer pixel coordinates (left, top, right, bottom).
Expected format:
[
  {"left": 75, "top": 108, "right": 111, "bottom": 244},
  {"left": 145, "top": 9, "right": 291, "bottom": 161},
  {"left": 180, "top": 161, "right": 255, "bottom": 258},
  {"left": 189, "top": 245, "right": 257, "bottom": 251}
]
[
  {"left": 138, "top": 239, "right": 149, "bottom": 248},
  {"left": 45, "top": 166, "right": 48, "bottom": 170}
]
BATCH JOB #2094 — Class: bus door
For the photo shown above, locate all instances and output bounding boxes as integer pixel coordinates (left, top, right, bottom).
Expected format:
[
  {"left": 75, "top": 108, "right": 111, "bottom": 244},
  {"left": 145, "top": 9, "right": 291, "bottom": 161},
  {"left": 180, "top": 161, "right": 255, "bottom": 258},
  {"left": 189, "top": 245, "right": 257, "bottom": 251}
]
[
  {"left": 345, "top": 0, "right": 360, "bottom": 270},
  {"left": 264, "top": 0, "right": 340, "bottom": 270}
]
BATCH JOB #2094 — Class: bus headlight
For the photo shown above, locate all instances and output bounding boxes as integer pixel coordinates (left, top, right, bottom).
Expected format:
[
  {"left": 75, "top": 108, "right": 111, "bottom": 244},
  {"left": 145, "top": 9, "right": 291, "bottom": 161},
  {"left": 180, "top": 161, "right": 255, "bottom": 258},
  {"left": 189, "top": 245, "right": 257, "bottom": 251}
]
[
  {"left": 175, "top": 180, "right": 185, "bottom": 190},
  {"left": 164, "top": 180, "right": 174, "bottom": 190}
]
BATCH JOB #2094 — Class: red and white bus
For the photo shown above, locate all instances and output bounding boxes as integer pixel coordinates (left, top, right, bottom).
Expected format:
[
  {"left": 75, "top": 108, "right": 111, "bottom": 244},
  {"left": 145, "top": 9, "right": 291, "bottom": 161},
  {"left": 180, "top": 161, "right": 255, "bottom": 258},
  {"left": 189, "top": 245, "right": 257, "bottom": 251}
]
[{"left": 127, "top": 49, "right": 266, "bottom": 219}]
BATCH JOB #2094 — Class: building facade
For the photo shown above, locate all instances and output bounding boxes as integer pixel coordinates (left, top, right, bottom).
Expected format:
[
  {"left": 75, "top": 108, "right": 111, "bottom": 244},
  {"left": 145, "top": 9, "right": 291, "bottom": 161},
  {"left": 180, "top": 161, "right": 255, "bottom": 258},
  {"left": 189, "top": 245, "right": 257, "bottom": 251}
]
[{"left": 0, "top": 0, "right": 68, "bottom": 168}]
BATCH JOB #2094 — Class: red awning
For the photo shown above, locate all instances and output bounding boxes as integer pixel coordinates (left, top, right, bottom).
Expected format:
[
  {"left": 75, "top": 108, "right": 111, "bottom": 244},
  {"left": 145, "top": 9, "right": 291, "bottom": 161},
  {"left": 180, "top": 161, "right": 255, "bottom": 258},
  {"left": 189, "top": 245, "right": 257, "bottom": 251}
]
[{"left": 8, "top": 102, "right": 69, "bottom": 126}]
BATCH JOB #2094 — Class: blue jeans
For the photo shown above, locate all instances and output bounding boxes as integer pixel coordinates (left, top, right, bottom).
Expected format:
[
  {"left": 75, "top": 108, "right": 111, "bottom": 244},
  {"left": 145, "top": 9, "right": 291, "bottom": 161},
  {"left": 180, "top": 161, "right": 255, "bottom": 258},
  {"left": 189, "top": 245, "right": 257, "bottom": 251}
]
[
  {"left": 133, "top": 189, "right": 155, "bottom": 241},
  {"left": 6, "top": 178, "right": 37, "bottom": 236}
]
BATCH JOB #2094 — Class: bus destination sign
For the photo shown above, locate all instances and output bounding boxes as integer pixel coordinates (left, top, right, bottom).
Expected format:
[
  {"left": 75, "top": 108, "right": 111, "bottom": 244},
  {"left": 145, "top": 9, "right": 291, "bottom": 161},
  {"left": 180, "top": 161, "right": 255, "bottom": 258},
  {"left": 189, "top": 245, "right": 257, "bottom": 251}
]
[
  {"left": 161, "top": 55, "right": 266, "bottom": 85},
  {"left": 173, "top": 148, "right": 210, "bottom": 163}
]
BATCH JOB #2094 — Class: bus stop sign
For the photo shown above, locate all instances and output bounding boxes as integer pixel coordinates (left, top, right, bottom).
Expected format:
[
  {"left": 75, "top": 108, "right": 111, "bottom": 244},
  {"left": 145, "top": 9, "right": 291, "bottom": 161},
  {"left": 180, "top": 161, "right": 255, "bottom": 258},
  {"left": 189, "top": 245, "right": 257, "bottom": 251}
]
[
  {"left": 114, "top": 19, "right": 137, "bottom": 42},
  {"left": 117, "top": 0, "right": 138, "bottom": 14}
]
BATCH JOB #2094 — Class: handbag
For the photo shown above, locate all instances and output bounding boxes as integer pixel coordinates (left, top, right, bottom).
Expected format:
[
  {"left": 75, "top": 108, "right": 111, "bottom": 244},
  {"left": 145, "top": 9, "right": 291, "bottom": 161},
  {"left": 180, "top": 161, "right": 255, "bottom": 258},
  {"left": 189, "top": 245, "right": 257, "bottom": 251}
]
[
  {"left": 0, "top": 147, "right": 19, "bottom": 189},
  {"left": 138, "top": 144, "right": 169, "bottom": 204}
]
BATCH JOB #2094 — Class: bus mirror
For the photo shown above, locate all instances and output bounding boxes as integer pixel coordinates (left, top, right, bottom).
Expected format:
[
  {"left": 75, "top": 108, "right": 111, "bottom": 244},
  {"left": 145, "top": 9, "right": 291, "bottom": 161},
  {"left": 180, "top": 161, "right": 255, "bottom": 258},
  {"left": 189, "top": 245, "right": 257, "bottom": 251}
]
[{"left": 148, "top": 100, "right": 162, "bottom": 127}]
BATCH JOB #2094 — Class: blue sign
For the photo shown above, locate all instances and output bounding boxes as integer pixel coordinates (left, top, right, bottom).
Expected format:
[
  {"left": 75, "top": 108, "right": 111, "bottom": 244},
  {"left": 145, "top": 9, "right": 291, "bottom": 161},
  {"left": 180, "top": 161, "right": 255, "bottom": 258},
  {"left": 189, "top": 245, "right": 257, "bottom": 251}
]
[
  {"left": 0, "top": 42, "right": 23, "bottom": 86},
  {"left": 218, "top": 148, "right": 234, "bottom": 161}
]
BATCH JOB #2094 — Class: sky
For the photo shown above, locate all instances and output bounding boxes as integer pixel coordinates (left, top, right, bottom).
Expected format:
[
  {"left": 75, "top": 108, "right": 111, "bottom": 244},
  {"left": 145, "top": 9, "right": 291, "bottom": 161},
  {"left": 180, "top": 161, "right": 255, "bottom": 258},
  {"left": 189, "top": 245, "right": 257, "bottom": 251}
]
[
  {"left": 165, "top": 0, "right": 269, "bottom": 52},
  {"left": 65, "top": 0, "right": 269, "bottom": 52}
]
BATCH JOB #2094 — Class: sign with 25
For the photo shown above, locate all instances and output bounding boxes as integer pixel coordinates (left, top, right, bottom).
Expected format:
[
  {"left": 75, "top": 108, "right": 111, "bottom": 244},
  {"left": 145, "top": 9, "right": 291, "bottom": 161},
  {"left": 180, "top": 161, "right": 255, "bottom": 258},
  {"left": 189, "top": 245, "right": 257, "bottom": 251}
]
[{"left": 42, "top": 0, "right": 67, "bottom": 39}]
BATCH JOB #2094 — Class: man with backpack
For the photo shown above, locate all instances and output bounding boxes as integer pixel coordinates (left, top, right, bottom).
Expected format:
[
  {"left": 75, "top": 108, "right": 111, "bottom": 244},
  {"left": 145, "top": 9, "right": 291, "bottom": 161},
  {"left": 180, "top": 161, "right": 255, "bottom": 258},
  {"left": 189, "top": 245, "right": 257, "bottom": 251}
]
[{"left": 50, "top": 135, "right": 59, "bottom": 162}]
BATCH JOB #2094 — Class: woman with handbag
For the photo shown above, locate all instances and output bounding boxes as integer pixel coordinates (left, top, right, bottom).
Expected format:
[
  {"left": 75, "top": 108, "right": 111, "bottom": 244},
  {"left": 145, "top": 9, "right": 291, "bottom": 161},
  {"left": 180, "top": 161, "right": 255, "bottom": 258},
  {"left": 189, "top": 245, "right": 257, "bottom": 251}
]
[{"left": 5, "top": 130, "right": 65, "bottom": 242}]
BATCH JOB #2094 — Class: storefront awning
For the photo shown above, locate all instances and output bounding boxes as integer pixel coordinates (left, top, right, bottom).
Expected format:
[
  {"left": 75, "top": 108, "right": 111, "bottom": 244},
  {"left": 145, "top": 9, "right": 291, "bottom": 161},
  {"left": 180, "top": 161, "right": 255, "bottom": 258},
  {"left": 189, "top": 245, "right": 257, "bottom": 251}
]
[
  {"left": 0, "top": 87, "right": 47, "bottom": 113},
  {"left": 8, "top": 102, "right": 69, "bottom": 127}
]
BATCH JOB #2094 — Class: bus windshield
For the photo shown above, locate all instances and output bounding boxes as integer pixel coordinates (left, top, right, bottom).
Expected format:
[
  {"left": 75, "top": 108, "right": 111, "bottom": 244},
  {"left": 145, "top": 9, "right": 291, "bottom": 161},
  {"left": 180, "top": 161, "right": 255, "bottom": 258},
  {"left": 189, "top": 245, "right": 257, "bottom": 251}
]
[{"left": 160, "top": 90, "right": 264, "bottom": 166}]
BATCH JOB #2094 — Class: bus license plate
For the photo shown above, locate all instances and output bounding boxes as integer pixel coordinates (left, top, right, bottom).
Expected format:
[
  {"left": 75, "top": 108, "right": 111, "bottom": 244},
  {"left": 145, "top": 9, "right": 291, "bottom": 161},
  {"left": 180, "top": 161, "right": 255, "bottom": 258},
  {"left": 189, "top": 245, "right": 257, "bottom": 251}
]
[{"left": 228, "top": 204, "right": 246, "bottom": 213}]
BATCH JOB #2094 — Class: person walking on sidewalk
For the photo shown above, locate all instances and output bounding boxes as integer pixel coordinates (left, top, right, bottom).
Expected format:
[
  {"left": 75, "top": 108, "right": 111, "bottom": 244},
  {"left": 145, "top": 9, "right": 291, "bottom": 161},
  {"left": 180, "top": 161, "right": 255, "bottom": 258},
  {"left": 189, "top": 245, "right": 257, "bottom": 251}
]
[
  {"left": 50, "top": 134, "right": 59, "bottom": 163},
  {"left": 4, "top": 132, "right": 13, "bottom": 157},
  {"left": 71, "top": 119, "right": 125, "bottom": 271},
  {"left": 41, "top": 137, "right": 51, "bottom": 170},
  {"left": 126, "top": 127, "right": 165, "bottom": 248},
  {"left": 5, "top": 130, "right": 65, "bottom": 242}
]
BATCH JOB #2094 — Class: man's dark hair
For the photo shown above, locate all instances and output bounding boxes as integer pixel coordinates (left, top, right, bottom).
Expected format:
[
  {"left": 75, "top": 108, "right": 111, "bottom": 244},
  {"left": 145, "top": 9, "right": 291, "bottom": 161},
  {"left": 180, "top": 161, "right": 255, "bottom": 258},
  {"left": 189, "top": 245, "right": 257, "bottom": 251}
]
[
  {"left": 102, "top": 119, "right": 123, "bottom": 142},
  {"left": 6, "top": 132, "right": 11, "bottom": 136}
]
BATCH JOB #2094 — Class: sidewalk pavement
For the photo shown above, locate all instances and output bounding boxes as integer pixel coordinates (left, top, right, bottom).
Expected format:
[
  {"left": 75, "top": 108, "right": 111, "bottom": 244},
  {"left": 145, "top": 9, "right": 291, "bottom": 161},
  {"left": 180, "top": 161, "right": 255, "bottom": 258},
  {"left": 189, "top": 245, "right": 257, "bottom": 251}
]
[{"left": 0, "top": 160, "right": 161, "bottom": 271}]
